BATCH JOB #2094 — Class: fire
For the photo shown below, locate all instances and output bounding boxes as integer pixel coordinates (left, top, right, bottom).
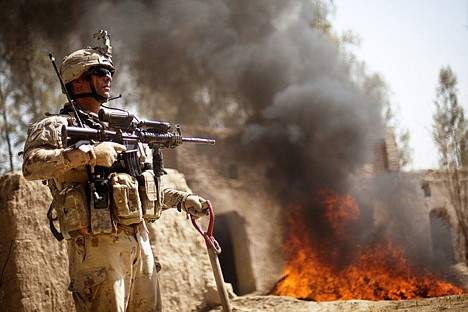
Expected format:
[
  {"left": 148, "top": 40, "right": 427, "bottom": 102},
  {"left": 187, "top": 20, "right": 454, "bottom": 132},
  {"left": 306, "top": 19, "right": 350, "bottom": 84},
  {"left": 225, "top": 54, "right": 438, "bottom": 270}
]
[
  {"left": 270, "top": 189, "right": 465, "bottom": 301},
  {"left": 320, "top": 188, "right": 359, "bottom": 238}
]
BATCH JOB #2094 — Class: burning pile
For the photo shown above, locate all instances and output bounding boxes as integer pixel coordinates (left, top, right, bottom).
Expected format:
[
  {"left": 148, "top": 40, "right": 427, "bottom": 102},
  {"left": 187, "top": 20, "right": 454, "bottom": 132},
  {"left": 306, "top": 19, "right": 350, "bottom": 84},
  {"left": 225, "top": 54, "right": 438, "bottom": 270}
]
[{"left": 270, "top": 189, "right": 465, "bottom": 301}]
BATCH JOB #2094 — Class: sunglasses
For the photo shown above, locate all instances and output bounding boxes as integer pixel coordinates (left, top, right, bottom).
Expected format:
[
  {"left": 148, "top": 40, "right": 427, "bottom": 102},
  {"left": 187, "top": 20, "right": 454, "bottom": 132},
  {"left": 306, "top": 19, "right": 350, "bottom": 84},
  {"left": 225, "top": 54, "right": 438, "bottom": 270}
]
[{"left": 88, "top": 67, "right": 113, "bottom": 78}]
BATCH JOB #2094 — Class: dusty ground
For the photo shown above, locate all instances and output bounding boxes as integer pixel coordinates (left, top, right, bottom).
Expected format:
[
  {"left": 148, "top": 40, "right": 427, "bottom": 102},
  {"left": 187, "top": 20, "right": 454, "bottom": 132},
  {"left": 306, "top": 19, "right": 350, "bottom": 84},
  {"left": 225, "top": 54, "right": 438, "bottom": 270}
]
[{"left": 206, "top": 294, "right": 468, "bottom": 312}]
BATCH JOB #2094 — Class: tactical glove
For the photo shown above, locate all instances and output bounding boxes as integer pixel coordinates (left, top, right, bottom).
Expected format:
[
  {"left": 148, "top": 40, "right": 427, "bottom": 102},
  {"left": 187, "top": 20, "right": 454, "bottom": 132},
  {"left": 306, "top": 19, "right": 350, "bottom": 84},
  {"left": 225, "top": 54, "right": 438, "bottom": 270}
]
[
  {"left": 93, "top": 142, "right": 126, "bottom": 167},
  {"left": 63, "top": 144, "right": 94, "bottom": 168},
  {"left": 183, "top": 195, "right": 209, "bottom": 219}
]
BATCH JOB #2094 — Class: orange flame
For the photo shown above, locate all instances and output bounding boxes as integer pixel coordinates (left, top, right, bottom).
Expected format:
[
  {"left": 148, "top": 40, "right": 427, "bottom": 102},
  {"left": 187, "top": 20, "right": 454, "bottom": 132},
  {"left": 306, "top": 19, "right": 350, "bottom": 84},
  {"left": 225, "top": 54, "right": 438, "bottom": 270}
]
[
  {"left": 320, "top": 188, "right": 359, "bottom": 238},
  {"left": 270, "top": 189, "right": 465, "bottom": 301}
]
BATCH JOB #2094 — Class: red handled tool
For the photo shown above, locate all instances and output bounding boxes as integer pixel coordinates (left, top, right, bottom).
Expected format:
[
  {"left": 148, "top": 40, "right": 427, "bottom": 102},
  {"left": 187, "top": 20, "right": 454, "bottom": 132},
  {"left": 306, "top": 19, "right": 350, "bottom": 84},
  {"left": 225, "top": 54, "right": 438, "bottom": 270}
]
[{"left": 191, "top": 201, "right": 232, "bottom": 312}]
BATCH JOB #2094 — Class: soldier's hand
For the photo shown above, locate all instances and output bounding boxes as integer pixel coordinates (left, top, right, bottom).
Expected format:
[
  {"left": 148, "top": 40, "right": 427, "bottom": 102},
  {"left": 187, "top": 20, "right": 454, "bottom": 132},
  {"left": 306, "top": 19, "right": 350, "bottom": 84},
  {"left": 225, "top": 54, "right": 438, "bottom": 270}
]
[
  {"left": 93, "top": 142, "right": 126, "bottom": 167},
  {"left": 63, "top": 144, "right": 94, "bottom": 167},
  {"left": 183, "top": 195, "right": 209, "bottom": 219}
]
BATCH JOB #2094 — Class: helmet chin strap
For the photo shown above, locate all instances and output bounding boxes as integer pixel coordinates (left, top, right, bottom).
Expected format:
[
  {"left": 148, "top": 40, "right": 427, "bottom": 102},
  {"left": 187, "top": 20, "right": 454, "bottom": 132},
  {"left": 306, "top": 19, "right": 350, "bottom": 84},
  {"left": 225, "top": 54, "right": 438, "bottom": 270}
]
[
  {"left": 72, "top": 79, "right": 108, "bottom": 103},
  {"left": 72, "top": 92, "right": 108, "bottom": 103}
]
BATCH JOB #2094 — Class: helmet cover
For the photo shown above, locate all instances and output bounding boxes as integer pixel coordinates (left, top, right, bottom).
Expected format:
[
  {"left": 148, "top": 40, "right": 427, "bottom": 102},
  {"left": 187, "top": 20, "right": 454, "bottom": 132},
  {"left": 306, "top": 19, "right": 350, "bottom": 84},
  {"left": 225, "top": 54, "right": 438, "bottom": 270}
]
[{"left": 60, "top": 48, "right": 114, "bottom": 85}]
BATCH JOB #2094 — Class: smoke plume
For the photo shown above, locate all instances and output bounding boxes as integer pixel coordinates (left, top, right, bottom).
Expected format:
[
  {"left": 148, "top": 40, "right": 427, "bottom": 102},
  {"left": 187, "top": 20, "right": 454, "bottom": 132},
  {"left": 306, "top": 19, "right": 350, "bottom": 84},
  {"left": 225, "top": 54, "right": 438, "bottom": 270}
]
[
  {"left": 55, "top": 1, "right": 384, "bottom": 191},
  {"left": 9, "top": 0, "right": 394, "bottom": 266}
]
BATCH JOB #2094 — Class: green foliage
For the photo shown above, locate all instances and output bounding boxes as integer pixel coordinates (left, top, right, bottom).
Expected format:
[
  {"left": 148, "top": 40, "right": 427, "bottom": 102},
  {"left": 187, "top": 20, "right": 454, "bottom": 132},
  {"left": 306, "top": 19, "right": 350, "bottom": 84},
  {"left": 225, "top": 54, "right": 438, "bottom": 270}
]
[
  {"left": 432, "top": 66, "right": 468, "bottom": 168},
  {"left": 0, "top": 59, "right": 15, "bottom": 173},
  {"left": 0, "top": 23, "right": 65, "bottom": 174},
  {"left": 310, "top": 0, "right": 336, "bottom": 36},
  {"left": 0, "top": 1, "right": 84, "bottom": 175},
  {"left": 432, "top": 66, "right": 468, "bottom": 263}
]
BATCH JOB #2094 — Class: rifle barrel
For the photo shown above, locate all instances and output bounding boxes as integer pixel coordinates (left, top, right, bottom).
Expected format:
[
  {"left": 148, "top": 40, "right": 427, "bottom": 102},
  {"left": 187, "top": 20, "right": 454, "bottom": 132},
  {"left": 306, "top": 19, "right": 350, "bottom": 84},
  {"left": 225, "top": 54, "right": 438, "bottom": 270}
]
[{"left": 182, "top": 137, "right": 216, "bottom": 145}]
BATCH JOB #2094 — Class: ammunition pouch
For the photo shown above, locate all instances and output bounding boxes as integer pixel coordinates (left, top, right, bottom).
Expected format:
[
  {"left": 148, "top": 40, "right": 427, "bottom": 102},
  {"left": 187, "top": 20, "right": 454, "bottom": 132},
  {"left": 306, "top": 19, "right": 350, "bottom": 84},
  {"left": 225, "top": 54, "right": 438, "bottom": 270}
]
[
  {"left": 109, "top": 172, "right": 143, "bottom": 225},
  {"left": 50, "top": 184, "right": 90, "bottom": 240},
  {"left": 48, "top": 169, "right": 162, "bottom": 241},
  {"left": 139, "top": 170, "right": 162, "bottom": 221},
  {"left": 89, "top": 176, "right": 113, "bottom": 235}
]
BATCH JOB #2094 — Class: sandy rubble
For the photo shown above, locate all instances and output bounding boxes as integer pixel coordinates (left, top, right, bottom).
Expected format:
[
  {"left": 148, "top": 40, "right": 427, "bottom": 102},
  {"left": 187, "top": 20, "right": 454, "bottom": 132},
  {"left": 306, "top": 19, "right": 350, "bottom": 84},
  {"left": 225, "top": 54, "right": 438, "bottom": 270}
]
[{"left": 206, "top": 294, "right": 468, "bottom": 312}]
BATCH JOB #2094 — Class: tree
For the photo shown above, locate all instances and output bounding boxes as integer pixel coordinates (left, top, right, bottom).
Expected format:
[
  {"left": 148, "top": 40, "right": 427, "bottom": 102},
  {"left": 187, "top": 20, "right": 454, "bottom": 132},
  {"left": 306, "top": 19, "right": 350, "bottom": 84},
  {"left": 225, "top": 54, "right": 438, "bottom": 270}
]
[
  {"left": 0, "top": 64, "right": 15, "bottom": 173},
  {"left": 432, "top": 66, "right": 468, "bottom": 263},
  {"left": 0, "top": 35, "right": 63, "bottom": 175}
]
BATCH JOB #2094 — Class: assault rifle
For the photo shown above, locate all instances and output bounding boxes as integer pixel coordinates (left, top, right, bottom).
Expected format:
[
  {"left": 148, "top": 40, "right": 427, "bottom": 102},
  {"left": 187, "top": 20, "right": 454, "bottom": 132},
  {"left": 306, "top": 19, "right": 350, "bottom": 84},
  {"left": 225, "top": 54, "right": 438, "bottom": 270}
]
[{"left": 63, "top": 107, "right": 215, "bottom": 178}]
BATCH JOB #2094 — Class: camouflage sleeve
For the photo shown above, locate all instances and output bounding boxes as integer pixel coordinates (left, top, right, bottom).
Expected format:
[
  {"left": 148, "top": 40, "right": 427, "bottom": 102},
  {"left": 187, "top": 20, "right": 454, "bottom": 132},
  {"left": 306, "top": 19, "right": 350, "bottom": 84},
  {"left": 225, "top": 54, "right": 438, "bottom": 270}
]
[
  {"left": 22, "top": 116, "right": 76, "bottom": 180},
  {"left": 162, "top": 188, "right": 191, "bottom": 209}
]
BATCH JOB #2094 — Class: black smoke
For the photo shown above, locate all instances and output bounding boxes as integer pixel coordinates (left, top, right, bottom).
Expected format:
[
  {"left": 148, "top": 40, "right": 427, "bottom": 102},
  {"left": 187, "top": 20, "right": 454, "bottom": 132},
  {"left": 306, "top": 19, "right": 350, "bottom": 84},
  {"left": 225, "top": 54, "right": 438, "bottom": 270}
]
[
  {"left": 41, "top": 1, "right": 383, "bottom": 192},
  {"left": 5, "top": 0, "right": 388, "bottom": 264}
]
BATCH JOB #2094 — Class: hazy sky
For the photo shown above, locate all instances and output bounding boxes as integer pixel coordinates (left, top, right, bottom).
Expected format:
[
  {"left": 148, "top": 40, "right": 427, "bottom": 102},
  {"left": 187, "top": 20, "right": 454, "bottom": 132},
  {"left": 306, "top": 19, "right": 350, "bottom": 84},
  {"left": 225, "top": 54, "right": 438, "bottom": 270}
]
[{"left": 332, "top": 0, "right": 468, "bottom": 170}]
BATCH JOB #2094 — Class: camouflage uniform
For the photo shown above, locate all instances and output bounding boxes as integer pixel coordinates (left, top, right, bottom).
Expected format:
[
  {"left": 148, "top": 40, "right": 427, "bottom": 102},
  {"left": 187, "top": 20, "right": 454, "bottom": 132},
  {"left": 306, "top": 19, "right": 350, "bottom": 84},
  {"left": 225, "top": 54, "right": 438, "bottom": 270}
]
[{"left": 23, "top": 111, "right": 192, "bottom": 312}]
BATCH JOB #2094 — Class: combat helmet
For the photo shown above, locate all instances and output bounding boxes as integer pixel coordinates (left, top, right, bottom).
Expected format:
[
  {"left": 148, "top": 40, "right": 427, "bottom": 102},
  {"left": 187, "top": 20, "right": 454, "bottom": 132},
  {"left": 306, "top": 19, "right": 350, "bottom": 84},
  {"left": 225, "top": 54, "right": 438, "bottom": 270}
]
[
  {"left": 60, "top": 48, "right": 114, "bottom": 85},
  {"left": 59, "top": 30, "right": 115, "bottom": 101}
]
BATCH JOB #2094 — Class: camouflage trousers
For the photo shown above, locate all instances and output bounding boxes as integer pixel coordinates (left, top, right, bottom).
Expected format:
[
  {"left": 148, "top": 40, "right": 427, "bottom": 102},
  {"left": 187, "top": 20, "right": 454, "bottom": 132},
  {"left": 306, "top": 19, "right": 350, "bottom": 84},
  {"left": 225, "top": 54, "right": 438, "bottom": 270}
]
[{"left": 67, "top": 222, "right": 162, "bottom": 312}]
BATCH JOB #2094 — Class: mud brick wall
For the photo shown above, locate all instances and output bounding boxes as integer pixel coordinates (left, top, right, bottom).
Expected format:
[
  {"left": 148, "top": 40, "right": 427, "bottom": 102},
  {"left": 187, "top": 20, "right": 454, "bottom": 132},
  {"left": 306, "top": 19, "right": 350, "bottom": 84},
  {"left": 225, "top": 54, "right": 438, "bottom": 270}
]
[{"left": 0, "top": 170, "right": 224, "bottom": 312}]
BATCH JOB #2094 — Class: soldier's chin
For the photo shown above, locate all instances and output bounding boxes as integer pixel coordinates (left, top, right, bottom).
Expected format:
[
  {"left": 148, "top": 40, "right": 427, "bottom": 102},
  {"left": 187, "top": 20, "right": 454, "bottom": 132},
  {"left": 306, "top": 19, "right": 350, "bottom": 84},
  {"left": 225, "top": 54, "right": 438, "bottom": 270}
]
[
  {"left": 98, "top": 94, "right": 111, "bottom": 103},
  {"left": 101, "top": 92, "right": 111, "bottom": 100}
]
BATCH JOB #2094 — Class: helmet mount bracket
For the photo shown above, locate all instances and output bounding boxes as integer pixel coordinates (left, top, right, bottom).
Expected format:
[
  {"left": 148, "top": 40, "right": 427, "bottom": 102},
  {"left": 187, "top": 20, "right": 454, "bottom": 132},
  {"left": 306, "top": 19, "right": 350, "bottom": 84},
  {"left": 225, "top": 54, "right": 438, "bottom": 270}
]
[{"left": 93, "top": 30, "right": 112, "bottom": 56}]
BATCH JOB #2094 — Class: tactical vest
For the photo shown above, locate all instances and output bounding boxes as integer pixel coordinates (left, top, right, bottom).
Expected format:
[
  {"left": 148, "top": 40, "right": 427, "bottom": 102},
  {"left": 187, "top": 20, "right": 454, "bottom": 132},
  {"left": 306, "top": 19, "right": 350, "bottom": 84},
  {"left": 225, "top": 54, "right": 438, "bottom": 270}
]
[{"left": 47, "top": 105, "right": 163, "bottom": 241}]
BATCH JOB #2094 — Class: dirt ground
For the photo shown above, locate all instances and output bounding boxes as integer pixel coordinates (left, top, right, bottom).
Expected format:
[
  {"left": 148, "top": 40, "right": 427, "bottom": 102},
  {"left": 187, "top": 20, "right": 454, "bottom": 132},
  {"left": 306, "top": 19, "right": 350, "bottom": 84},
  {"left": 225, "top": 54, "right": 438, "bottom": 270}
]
[{"left": 206, "top": 294, "right": 468, "bottom": 312}]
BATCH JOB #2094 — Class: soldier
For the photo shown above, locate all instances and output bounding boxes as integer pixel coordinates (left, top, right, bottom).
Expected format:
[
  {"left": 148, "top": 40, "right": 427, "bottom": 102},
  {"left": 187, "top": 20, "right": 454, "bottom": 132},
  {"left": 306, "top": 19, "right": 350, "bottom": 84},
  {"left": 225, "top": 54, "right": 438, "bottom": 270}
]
[{"left": 22, "top": 31, "right": 209, "bottom": 312}]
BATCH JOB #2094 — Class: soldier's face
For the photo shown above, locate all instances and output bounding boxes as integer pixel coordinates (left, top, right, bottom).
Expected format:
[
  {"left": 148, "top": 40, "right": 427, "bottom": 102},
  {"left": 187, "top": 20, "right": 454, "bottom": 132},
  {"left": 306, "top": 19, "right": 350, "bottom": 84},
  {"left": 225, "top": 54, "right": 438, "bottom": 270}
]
[{"left": 89, "top": 67, "right": 112, "bottom": 98}]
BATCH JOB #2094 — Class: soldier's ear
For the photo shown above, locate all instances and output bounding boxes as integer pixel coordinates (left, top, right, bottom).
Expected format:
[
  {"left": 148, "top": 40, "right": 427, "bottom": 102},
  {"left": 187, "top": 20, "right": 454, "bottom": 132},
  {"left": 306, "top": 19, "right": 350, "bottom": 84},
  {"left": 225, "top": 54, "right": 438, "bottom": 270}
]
[{"left": 71, "top": 76, "right": 89, "bottom": 92}]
